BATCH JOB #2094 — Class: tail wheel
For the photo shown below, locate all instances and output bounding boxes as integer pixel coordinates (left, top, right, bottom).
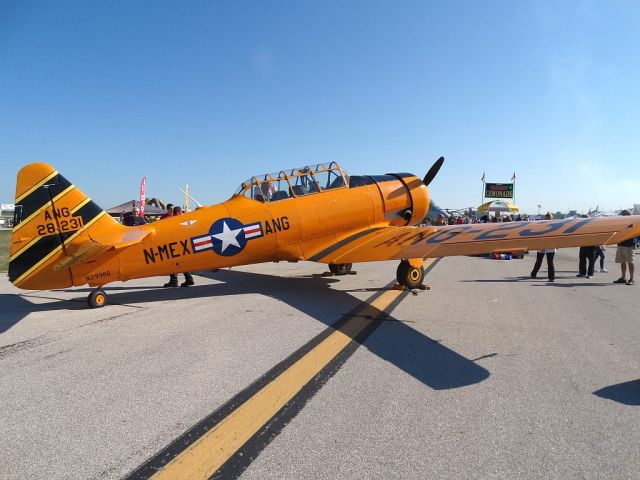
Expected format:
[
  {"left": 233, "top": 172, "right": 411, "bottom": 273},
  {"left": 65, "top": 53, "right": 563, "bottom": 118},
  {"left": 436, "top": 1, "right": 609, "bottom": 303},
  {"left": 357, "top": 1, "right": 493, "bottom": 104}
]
[
  {"left": 88, "top": 289, "right": 107, "bottom": 308},
  {"left": 329, "top": 263, "right": 352, "bottom": 275},
  {"left": 397, "top": 261, "right": 424, "bottom": 289}
]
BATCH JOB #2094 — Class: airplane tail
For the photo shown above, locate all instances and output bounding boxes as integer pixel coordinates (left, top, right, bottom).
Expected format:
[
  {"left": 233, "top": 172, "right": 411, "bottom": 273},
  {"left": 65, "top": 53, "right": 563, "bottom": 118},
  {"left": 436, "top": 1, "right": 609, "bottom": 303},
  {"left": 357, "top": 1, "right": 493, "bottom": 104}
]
[{"left": 9, "top": 162, "right": 119, "bottom": 290}]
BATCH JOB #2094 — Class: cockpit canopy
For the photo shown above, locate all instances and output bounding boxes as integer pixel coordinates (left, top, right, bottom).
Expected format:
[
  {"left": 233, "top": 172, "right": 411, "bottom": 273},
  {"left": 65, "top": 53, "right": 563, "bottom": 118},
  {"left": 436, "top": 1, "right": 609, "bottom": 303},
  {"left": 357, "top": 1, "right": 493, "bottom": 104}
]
[{"left": 234, "top": 162, "right": 349, "bottom": 202}]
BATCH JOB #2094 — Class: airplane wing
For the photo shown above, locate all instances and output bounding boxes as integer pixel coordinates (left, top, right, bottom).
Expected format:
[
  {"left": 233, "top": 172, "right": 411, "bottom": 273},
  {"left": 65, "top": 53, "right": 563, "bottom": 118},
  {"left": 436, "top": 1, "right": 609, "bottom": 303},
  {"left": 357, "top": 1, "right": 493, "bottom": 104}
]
[{"left": 308, "top": 217, "right": 640, "bottom": 264}]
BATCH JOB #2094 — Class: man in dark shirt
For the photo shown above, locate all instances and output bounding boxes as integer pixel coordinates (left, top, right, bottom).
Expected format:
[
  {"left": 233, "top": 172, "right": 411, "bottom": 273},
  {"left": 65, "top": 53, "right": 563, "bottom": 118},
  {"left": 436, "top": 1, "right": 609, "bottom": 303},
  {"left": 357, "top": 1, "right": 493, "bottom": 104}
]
[
  {"left": 160, "top": 203, "right": 174, "bottom": 220},
  {"left": 613, "top": 210, "right": 635, "bottom": 285},
  {"left": 122, "top": 207, "right": 147, "bottom": 226}
]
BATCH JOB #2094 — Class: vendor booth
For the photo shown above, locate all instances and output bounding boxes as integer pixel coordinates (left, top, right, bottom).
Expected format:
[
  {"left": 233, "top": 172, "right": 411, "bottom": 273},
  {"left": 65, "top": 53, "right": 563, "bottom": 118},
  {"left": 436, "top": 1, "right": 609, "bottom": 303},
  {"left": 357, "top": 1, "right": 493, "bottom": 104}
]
[{"left": 477, "top": 199, "right": 519, "bottom": 213}]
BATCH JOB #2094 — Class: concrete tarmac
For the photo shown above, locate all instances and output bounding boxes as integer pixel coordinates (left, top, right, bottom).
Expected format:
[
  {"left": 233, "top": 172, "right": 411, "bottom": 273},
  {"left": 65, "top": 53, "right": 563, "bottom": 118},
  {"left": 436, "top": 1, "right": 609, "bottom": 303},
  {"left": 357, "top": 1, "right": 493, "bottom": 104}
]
[{"left": 1, "top": 248, "right": 639, "bottom": 479}]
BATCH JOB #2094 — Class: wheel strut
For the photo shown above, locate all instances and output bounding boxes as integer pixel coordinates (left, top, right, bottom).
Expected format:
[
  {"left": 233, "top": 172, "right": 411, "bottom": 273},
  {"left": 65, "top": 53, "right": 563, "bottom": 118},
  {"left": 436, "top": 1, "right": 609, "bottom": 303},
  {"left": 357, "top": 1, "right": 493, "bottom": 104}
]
[{"left": 328, "top": 263, "right": 353, "bottom": 275}]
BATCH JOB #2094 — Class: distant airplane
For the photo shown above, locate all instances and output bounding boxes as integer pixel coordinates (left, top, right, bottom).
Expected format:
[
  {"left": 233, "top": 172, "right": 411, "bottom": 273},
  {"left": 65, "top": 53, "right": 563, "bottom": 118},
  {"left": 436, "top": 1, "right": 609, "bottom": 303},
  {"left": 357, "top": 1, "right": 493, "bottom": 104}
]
[{"left": 8, "top": 158, "right": 640, "bottom": 307}]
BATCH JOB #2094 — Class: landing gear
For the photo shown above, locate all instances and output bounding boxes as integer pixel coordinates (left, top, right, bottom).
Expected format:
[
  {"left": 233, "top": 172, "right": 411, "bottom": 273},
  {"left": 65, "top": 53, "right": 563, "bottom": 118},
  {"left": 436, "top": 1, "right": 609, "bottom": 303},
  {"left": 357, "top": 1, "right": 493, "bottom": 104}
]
[
  {"left": 329, "top": 263, "right": 353, "bottom": 275},
  {"left": 88, "top": 288, "right": 107, "bottom": 308},
  {"left": 396, "top": 260, "right": 425, "bottom": 290}
]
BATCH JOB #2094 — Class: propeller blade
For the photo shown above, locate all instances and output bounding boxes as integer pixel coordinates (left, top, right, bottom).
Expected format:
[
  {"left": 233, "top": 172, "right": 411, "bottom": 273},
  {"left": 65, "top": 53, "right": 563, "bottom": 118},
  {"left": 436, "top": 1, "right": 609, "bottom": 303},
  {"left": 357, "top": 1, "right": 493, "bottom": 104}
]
[{"left": 423, "top": 156, "right": 445, "bottom": 186}]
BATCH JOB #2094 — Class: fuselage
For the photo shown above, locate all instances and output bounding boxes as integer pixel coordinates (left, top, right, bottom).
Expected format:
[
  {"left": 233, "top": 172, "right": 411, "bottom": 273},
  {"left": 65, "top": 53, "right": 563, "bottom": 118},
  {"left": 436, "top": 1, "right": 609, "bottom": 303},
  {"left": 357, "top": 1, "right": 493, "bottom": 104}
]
[{"left": 73, "top": 173, "right": 429, "bottom": 287}]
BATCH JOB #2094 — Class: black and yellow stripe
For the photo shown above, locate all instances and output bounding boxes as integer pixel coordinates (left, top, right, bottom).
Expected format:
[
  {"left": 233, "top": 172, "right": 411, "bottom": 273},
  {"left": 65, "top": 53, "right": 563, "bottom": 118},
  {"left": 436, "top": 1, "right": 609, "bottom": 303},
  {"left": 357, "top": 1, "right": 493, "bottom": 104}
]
[
  {"left": 13, "top": 172, "right": 73, "bottom": 227},
  {"left": 9, "top": 197, "right": 105, "bottom": 285},
  {"left": 14, "top": 169, "right": 59, "bottom": 204},
  {"left": 12, "top": 183, "right": 76, "bottom": 233}
]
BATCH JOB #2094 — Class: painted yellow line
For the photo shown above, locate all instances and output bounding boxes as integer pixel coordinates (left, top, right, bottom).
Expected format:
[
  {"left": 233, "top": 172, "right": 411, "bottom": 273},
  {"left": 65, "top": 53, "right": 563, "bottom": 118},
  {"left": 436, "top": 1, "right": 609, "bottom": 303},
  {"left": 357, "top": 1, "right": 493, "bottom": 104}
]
[
  {"left": 149, "top": 262, "right": 431, "bottom": 480},
  {"left": 14, "top": 169, "right": 58, "bottom": 203},
  {"left": 13, "top": 211, "right": 106, "bottom": 287}
]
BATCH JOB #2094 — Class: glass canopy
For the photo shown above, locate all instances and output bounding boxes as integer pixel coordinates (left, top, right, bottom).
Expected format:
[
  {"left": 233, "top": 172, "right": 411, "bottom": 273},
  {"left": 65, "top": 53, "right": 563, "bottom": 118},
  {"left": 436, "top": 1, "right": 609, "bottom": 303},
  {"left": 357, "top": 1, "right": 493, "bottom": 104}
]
[{"left": 234, "top": 162, "right": 349, "bottom": 202}]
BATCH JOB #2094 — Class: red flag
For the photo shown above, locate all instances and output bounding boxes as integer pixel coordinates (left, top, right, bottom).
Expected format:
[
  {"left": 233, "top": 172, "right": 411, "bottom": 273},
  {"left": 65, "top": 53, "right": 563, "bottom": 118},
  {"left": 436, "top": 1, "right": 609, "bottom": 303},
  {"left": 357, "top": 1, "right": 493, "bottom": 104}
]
[{"left": 139, "top": 177, "right": 146, "bottom": 218}]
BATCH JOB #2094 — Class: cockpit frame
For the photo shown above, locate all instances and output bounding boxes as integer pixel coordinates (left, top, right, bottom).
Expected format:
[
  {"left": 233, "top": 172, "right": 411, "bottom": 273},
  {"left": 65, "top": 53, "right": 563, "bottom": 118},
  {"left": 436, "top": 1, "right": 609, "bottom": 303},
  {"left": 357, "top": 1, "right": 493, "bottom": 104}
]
[{"left": 234, "top": 162, "right": 349, "bottom": 202}]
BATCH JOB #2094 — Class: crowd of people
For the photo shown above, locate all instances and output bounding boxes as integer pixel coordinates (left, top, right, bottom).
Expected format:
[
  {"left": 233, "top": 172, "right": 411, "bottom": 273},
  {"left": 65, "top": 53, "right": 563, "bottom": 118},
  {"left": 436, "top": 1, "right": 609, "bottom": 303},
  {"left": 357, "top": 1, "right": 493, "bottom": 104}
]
[
  {"left": 423, "top": 213, "right": 537, "bottom": 226},
  {"left": 422, "top": 210, "right": 637, "bottom": 285},
  {"left": 528, "top": 210, "right": 636, "bottom": 285}
]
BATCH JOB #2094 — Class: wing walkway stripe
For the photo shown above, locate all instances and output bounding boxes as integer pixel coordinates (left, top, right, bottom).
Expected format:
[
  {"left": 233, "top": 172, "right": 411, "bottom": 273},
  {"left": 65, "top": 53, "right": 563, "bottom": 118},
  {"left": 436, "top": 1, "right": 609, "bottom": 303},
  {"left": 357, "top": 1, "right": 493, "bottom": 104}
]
[
  {"left": 308, "top": 227, "right": 385, "bottom": 262},
  {"left": 125, "top": 258, "right": 440, "bottom": 480}
]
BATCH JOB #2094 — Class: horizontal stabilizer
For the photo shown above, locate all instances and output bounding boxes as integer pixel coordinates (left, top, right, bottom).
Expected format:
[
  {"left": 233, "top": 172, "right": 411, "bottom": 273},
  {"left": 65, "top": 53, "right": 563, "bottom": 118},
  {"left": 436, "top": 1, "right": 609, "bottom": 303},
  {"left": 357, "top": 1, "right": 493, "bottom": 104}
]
[
  {"left": 91, "top": 228, "right": 151, "bottom": 250},
  {"left": 53, "top": 228, "right": 152, "bottom": 270}
]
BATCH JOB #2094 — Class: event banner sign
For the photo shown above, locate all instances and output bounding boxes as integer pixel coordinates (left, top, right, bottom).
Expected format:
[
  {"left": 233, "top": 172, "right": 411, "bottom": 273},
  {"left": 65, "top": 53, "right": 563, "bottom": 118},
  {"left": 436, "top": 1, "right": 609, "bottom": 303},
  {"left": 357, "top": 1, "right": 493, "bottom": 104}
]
[{"left": 485, "top": 183, "right": 514, "bottom": 198}]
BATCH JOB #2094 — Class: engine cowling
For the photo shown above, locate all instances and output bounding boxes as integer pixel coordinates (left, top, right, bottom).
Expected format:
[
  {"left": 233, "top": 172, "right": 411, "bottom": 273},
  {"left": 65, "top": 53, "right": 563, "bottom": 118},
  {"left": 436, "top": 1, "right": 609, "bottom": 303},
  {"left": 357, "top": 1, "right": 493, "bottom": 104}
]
[{"left": 370, "top": 173, "right": 430, "bottom": 226}]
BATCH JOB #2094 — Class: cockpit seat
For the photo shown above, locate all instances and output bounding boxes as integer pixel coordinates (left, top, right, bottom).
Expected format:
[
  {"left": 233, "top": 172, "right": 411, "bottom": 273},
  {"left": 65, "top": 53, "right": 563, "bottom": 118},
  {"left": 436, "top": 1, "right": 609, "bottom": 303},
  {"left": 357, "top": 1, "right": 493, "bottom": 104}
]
[
  {"left": 271, "top": 190, "right": 289, "bottom": 201},
  {"left": 292, "top": 185, "right": 306, "bottom": 196}
]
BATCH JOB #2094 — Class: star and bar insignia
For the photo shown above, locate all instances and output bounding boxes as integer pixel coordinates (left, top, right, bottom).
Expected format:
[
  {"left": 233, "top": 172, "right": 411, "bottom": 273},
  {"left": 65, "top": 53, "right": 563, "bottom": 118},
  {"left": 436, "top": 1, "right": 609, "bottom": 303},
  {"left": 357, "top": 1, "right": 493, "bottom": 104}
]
[{"left": 190, "top": 217, "right": 263, "bottom": 256}]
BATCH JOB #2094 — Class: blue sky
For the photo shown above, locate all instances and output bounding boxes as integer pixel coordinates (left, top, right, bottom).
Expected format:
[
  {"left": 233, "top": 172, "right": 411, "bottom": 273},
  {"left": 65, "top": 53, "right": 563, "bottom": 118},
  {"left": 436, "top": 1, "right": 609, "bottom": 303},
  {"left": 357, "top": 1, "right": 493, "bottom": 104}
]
[{"left": 1, "top": 0, "right": 639, "bottom": 214}]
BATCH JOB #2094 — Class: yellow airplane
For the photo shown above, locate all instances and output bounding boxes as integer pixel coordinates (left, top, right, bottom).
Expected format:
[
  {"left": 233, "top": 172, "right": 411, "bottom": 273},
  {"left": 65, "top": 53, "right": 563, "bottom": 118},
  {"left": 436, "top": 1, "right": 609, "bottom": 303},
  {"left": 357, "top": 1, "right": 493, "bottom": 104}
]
[{"left": 8, "top": 158, "right": 640, "bottom": 307}]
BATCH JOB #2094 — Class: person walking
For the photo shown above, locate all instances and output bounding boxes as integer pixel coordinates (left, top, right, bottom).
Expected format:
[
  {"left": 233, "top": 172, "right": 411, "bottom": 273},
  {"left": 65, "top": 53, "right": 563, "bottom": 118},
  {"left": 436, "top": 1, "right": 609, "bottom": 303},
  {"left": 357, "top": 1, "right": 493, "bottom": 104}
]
[
  {"left": 531, "top": 248, "right": 556, "bottom": 282},
  {"left": 577, "top": 246, "right": 597, "bottom": 278},
  {"left": 613, "top": 210, "right": 635, "bottom": 286},
  {"left": 171, "top": 206, "right": 195, "bottom": 288},
  {"left": 594, "top": 245, "right": 607, "bottom": 273},
  {"left": 531, "top": 213, "right": 556, "bottom": 282}
]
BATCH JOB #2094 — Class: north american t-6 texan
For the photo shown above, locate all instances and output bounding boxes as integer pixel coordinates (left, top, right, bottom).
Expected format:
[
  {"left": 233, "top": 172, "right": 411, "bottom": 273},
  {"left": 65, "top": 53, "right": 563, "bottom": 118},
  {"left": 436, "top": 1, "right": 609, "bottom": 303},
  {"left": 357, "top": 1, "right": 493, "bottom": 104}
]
[{"left": 8, "top": 157, "right": 640, "bottom": 308}]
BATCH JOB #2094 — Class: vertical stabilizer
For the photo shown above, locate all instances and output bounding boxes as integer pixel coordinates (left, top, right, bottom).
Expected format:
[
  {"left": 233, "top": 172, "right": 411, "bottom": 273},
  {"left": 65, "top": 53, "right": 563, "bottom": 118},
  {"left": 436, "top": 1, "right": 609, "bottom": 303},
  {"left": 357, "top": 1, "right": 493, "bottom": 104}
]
[{"left": 9, "top": 163, "right": 117, "bottom": 290}]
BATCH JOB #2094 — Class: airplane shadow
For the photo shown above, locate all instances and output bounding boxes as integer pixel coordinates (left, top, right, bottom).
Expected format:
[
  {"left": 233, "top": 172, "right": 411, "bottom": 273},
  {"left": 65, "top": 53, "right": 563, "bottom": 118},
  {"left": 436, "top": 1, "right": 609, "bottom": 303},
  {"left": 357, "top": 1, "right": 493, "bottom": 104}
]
[
  {"left": 195, "top": 269, "right": 490, "bottom": 390},
  {"left": 0, "top": 284, "right": 210, "bottom": 334},
  {"left": 532, "top": 282, "right": 610, "bottom": 288},
  {"left": 0, "top": 293, "right": 88, "bottom": 334},
  {"left": 1, "top": 269, "right": 490, "bottom": 390},
  {"left": 593, "top": 379, "right": 640, "bottom": 406},
  {"left": 461, "top": 278, "right": 609, "bottom": 287}
]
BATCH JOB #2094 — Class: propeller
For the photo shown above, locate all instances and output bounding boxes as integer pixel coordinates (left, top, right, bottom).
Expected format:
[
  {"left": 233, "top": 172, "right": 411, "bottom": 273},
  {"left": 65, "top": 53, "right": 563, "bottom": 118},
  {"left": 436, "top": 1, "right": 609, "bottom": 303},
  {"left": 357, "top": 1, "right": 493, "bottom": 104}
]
[{"left": 423, "top": 156, "right": 445, "bottom": 186}]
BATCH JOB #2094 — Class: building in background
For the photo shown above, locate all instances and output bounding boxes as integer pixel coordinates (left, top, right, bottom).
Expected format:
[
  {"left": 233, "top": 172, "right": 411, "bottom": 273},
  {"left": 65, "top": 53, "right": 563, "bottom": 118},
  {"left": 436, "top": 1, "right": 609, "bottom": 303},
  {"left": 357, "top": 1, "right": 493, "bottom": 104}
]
[{"left": 0, "top": 203, "right": 15, "bottom": 228}]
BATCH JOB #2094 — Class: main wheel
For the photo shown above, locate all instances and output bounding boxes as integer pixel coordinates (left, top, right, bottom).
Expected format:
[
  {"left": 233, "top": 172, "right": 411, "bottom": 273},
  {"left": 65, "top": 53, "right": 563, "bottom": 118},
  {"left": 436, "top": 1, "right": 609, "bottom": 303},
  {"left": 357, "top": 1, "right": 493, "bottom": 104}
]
[
  {"left": 88, "top": 289, "right": 107, "bottom": 308},
  {"left": 329, "top": 263, "right": 352, "bottom": 275},
  {"left": 396, "top": 261, "right": 424, "bottom": 289}
]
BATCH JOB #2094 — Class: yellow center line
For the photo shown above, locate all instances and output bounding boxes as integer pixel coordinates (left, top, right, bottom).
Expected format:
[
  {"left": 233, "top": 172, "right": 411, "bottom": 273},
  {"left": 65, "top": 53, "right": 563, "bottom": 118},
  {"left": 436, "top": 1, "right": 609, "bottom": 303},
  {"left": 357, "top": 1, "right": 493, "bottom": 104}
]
[{"left": 149, "top": 269, "right": 427, "bottom": 480}]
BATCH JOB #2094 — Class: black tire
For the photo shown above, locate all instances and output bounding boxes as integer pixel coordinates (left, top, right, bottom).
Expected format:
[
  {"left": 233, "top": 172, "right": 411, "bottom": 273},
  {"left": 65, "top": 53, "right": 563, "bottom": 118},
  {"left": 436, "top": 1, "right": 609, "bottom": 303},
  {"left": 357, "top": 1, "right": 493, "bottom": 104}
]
[
  {"left": 88, "top": 289, "right": 107, "bottom": 308},
  {"left": 396, "top": 261, "right": 424, "bottom": 289},
  {"left": 329, "top": 263, "right": 352, "bottom": 275}
]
